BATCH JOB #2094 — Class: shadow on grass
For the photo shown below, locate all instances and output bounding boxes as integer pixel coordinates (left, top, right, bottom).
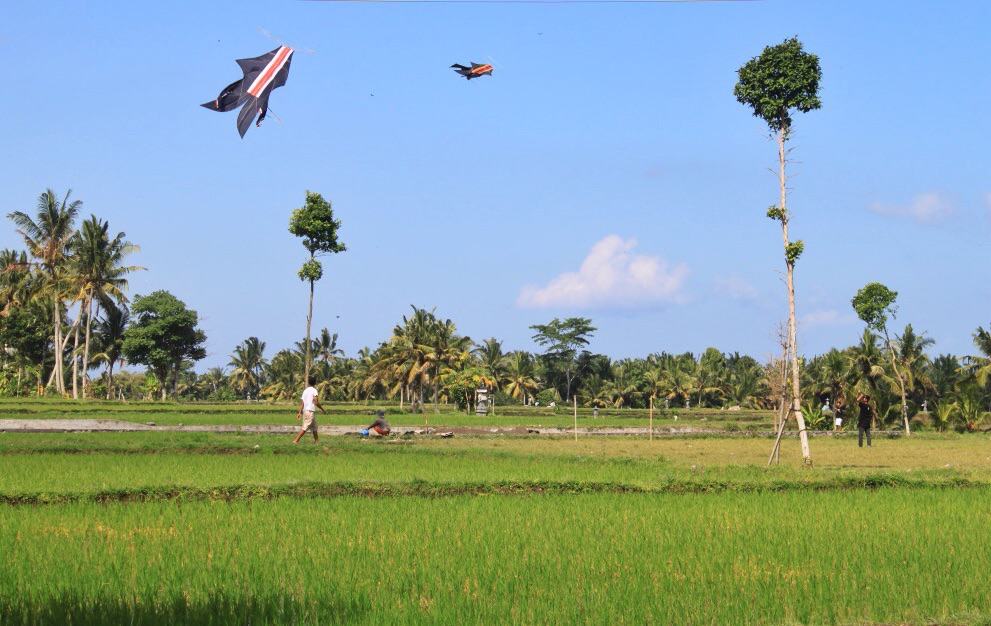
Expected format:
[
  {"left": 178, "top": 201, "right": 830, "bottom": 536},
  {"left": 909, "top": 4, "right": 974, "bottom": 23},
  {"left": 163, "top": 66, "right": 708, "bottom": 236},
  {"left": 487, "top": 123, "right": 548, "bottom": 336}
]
[{"left": 0, "top": 592, "right": 371, "bottom": 626}]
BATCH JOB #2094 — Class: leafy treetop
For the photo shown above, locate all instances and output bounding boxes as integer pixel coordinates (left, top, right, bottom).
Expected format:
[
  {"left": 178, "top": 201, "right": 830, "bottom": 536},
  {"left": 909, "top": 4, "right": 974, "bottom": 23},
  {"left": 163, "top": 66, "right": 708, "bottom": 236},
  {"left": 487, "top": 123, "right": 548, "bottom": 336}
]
[
  {"left": 289, "top": 191, "right": 346, "bottom": 258},
  {"left": 852, "top": 282, "right": 898, "bottom": 333},
  {"left": 734, "top": 37, "right": 822, "bottom": 134},
  {"left": 530, "top": 317, "right": 597, "bottom": 359},
  {"left": 122, "top": 290, "right": 207, "bottom": 374}
]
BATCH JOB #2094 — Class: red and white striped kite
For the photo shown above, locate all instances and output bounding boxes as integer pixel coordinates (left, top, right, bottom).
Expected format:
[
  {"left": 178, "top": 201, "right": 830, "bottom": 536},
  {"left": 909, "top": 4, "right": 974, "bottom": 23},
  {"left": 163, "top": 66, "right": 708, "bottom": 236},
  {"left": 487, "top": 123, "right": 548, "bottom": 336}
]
[{"left": 202, "top": 46, "right": 294, "bottom": 138}]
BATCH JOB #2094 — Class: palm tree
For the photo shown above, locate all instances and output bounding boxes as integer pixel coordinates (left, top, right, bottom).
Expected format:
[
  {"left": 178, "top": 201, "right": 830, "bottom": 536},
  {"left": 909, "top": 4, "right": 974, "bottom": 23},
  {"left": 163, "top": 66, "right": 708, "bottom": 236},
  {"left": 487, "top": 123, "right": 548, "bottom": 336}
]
[
  {"left": 199, "top": 367, "right": 228, "bottom": 398},
  {"left": 502, "top": 351, "right": 539, "bottom": 405},
  {"left": 660, "top": 358, "right": 696, "bottom": 408},
  {"left": 229, "top": 337, "right": 267, "bottom": 399},
  {"left": 91, "top": 301, "right": 129, "bottom": 399},
  {"left": 473, "top": 338, "right": 507, "bottom": 388},
  {"left": 969, "top": 324, "right": 991, "bottom": 388},
  {"left": 930, "top": 354, "right": 962, "bottom": 404},
  {"left": 845, "top": 330, "right": 897, "bottom": 425},
  {"left": 895, "top": 324, "right": 934, "bottom": 412},
  {"left": 315, "top": 328, "right": 344, "bottom": 364},
  {"left": 69, "top": 215, "right": 140, "bottom": 398},
  {"left": 0, "top": 249, "right": 35, "bottom": 317},
  {"left": 432, "top": 318, "right": 472, "bottom": 408},
  {"left": 262, "top": 349, "right": 303, "bottom": 400},
  {"left": 7, "top": 189, "right": 81, "bottom": 395}
]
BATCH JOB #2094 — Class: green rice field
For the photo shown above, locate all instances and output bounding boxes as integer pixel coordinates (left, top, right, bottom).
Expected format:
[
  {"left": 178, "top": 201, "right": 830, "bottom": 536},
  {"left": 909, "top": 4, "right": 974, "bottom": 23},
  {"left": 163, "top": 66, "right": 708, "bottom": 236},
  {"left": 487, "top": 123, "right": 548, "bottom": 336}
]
[{"left": 2, "top": 416, "right": 991, "bottom": 624}]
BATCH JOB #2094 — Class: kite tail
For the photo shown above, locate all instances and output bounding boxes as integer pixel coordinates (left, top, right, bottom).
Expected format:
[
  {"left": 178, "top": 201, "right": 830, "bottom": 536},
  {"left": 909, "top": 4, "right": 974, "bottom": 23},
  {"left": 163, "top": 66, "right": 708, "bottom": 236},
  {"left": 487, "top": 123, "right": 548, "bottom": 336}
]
[{"left": 236, "top": 97, "right": 259, "bottom": 138}]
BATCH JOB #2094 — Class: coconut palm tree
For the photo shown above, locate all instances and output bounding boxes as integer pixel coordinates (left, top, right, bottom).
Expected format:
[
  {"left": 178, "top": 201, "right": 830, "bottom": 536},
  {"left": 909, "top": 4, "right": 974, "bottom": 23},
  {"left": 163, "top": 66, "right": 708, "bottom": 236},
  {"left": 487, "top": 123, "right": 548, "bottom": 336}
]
[
  {"left": 929, "top": 354, "right": 962, "bottom": 405},
  {"left": 473, "top": 338, "right": 507, "bottom": 388},
  {"left": 432, "top": 318, "right": 472, "bottom": 408},
  {"left": 969, "top": 324, "right": 991, "bottom": 388},
  {"left": 845, "top": 330, "right": 898, "bottom": 425},
  {"left": 91, "top": 301, "right": 128, "bottom": 399},
  {"left": 315, "top": 328, "right": 344, "bottom": 364},
  {"left": 7, "top": 189, "right": 81, "bottom": 394},
  {"left": 262, "top": 349, "right": 303, "bottom": 400},
  {"left": 69, "top": 216, "right": 140, "bottom": 398},
  {"left": 660, "top": 358, "right": 696, "bottom": 408},
  {"left": 229, "top": 337, "right": 267, "bottom": 399},
  {"left": 502, "top": 351, "right": 539, "bottom": 405},
  {"left": 894, "top": 324, "right": 935, "bottom": 412}
]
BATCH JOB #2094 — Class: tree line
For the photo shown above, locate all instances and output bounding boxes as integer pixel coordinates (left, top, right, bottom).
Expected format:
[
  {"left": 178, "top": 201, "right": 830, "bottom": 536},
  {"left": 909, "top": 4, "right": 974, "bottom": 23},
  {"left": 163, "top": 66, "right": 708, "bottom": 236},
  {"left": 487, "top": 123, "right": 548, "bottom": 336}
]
[{"left": 2, "top": 193, "right": 988, "bottom": 433}]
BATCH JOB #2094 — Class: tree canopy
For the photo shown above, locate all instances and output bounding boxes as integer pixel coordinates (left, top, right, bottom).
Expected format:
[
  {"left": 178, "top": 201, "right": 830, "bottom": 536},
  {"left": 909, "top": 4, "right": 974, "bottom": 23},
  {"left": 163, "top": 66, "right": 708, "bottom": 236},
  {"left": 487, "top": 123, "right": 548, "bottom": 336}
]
[
  {"left": 852, "top": 282, "right": 899, "bottom": 332},
  {"left": 289, "top": 191, "right": 346, "bottom": 258},
  {"left": 734, "top": 36, "right": 822, "bottom": 134},
  {"left": 122, "top": 290, "right": 206, "bottom": 399}
]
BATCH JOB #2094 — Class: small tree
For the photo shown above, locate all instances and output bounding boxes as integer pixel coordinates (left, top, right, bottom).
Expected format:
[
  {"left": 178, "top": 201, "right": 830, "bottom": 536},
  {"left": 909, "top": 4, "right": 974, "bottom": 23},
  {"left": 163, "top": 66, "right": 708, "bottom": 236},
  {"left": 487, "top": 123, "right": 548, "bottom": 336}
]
[
  {"left": 850, "top": 283, "right": 912, "bottom": 435},
  {"left": 735, "top": 37, "right": 822, "bottom": 464},
  {"left": 289, "top": 191, "right": 345, "bottom": 385},
  {"left": 121, "top": 290, "right": 207, "bottom": 400},
  {"left": 530, "top": 317, "right": 596, "bottom": 402},
  {"left": 851, "top": 282, "right": 912, "bottom": 435}
]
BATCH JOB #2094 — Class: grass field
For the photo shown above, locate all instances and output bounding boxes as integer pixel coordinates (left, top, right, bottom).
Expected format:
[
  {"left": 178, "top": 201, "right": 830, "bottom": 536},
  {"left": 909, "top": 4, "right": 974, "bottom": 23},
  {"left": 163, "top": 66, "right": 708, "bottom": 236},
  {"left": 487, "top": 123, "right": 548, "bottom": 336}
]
[
  {"left": 2, "top": 409, "right": 991, "bottom": 624},
  {"left": 0, "top": 398, "right": 775, "bottom": 430}
]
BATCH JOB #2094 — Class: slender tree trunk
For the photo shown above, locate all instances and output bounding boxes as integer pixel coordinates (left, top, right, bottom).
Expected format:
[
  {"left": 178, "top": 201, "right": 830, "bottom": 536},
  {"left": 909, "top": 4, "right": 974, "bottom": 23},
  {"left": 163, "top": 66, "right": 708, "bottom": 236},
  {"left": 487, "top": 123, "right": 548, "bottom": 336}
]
[
  {"left": 304, "top": 277, "right": 314, "bottom": 384},
  {"left": 106, "top": 361, "right": 115, "bottom": 400},
  {"left": 71, "top": 308, "right": 81, "bottom": 399},
  {"left": 883, "top": 329, "right": 911, "bottom": 435},
  {"left": 433, "top": 363, "right": 441, "bottom": 413},
  {"left": 52, "top": 298, "right": 64, "bottom": 395},
  {"left": 777, "top": 127, "right": 812, "bottom": 465},
  {"left": 82, "top": 297, "right": 93, "bottom": 399}
]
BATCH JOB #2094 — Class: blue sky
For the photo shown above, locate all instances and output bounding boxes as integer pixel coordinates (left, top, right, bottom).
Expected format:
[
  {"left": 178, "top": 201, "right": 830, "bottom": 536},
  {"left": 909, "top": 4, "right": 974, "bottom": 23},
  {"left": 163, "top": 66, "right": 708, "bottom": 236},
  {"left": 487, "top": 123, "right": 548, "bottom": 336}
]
[{"left": 2, "top": 0, "right": 989, "bottom": 369}]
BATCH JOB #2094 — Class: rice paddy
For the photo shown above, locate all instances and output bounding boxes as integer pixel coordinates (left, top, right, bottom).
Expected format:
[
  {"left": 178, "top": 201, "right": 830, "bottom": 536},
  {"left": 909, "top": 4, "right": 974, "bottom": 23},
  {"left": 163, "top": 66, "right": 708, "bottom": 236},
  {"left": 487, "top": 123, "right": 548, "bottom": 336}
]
[{"left": 2, "top": 407, "right": 990, "bottom": 624}]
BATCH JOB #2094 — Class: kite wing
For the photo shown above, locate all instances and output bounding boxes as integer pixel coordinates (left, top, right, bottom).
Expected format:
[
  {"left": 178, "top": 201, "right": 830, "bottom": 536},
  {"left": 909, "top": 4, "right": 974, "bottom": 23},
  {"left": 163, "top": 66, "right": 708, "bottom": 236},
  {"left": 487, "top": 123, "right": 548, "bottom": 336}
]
[{"left": 203, "top": 46, "right": 294, "bottom": 138}]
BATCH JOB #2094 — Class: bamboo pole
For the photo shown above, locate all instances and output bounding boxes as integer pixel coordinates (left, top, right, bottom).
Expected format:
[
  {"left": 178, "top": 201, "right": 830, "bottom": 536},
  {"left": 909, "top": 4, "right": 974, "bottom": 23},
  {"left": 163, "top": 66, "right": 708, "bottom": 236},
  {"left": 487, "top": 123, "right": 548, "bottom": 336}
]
[{"left": 768, "top": 413, "right": 788, "bottom": 466}]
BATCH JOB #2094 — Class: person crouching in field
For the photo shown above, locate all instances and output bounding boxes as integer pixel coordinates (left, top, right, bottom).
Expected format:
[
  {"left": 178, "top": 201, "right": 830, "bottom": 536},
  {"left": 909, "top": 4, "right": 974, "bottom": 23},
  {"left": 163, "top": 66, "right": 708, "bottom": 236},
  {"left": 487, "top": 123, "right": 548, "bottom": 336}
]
[
  {"left": 294, "top": 376, "right": 326, "bottom": 444},
  {"left": 362, "top": 411, "right": 391, "bottom": 437},
  {"left": 856, "top": 393, "right": 875, "bottom": 448}
]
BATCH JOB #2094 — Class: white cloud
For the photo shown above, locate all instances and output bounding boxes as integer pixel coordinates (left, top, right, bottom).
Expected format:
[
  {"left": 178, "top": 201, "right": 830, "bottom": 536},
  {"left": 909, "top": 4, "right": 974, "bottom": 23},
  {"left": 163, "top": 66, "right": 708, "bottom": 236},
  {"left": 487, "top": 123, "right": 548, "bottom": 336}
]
[
  {"left": 869, "top": 192, "right": 954, "bottom": 223},
  {"left": 714, "top": 274, "right": 758, "bottom": 301},
  {"left": 801, "top": 309, "right": 855, "bottom": 328},
  {"left": 517, "top": 235, "right": 688, "bottom": 309}
]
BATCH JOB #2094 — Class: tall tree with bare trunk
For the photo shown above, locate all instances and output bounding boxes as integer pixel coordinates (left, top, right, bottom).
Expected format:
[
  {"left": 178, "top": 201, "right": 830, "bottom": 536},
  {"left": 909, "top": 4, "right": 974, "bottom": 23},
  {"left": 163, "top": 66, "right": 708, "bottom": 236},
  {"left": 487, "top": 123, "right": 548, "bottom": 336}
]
[
  {"left": 289, "top": 192, "right": 345, "bottom": 386},
  {"left": 735, "top": 37, "right": 821, "bottom": 464}
]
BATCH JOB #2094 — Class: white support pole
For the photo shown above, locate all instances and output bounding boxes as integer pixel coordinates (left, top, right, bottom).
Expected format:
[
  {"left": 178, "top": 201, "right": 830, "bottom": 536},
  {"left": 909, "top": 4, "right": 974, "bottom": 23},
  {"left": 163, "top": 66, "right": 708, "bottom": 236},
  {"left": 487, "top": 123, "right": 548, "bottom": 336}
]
[
  {"left": 649, "top": 396, "right": 654, "bottom": 441},
  {"left": 573, "top": 395, "right": 578, "bottom": 442}
]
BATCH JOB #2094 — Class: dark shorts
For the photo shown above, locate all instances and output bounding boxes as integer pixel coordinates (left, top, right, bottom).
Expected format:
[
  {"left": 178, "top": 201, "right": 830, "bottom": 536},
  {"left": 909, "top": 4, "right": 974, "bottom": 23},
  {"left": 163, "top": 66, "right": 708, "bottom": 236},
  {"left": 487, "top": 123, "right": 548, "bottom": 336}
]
[{"left": 372, "top": 426, "right": 390, "bottom": 436}]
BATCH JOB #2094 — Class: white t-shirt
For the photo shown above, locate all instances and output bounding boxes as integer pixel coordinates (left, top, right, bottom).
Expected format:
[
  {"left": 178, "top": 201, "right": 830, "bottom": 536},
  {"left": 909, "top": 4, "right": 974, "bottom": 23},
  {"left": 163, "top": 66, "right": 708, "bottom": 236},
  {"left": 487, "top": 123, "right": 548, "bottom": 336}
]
[{"left": 301, "top": 386, "right": 318, "bottom": 412}]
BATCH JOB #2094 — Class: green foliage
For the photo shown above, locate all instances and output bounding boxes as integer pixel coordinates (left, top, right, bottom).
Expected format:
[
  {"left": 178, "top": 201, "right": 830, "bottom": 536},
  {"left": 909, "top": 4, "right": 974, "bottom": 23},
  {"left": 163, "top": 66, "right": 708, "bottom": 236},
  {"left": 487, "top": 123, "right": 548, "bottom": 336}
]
[
  {"left": 852, "top": 282, "right": 899, "bottom": 332},
  {"left": 766, "top": 205, "right": 785, "bottom": 221},
  {"left": 297, "top": 258, "right": 323, "bottom": 282},
  {"left": 734, "top": 37, "right": 822, "bottom": 134},
  {"left": 288, "top": 191, "right": 346, "bottom": 258},
  {"left": 784, "top": 240, "right": 804, "bottom": 264},
  {"left": 121, "top": 291, "right": 207, "bottom": 398}
]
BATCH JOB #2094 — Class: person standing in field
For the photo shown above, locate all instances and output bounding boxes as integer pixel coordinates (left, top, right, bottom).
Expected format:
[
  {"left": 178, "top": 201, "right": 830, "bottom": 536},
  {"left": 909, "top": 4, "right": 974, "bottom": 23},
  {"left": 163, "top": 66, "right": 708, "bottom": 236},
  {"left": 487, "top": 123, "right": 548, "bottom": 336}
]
[
  {"left": 294, "top": 376, "right": 325, "bottom": 444},
  {"left": 856, "top": 393, "right": 875, "bottom": 448},
  {"left": 833, "top": 395, "right": 846, "bottom": 431}
]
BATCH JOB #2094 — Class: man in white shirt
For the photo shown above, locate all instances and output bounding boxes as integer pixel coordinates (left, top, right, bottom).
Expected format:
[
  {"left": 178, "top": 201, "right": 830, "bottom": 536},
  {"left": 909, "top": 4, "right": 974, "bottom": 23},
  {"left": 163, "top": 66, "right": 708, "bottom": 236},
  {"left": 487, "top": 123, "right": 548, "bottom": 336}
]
[{"left": 293, "top": 376, "right": 326, "bottom": 444}]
